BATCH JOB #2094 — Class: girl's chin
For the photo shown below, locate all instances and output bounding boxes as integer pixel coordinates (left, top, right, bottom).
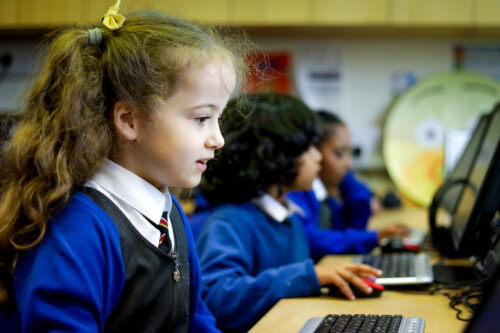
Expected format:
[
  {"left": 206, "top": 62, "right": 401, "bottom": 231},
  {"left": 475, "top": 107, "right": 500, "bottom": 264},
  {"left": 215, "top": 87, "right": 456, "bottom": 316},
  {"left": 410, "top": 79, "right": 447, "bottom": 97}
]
[
  {"left": 183, "top": 177, "right": 203, "bottom": 189},
  {"left": 165, "top": 177, "right": 202, "bottom": 190}
]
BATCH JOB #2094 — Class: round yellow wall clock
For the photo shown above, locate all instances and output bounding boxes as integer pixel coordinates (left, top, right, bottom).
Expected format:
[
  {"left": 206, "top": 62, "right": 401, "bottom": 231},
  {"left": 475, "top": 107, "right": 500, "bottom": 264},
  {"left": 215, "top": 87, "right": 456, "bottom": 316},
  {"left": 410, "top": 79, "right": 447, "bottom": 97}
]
[{"left": 383, "top": 71, "right": 500, "bottom": 207}]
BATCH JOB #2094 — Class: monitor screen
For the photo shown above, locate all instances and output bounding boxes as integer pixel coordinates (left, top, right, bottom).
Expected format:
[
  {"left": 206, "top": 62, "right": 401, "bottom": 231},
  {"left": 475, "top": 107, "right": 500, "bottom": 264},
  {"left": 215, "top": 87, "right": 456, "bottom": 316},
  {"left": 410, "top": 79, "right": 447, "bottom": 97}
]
[
  {"left": 451, "top": 106, "right": 500, "bottom": 257},
  {"left": 440, "top": 115, "right": 489, "bottom": 215}
]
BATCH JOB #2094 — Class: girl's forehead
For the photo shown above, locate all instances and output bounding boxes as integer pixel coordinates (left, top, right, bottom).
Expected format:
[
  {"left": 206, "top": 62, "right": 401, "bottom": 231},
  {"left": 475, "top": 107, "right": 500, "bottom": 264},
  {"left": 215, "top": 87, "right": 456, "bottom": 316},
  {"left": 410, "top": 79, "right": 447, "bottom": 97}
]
[
  {"left": 164, "top": 54, "right": 235, "bottom": 97},
  {"left": 334, "top": 124, "right": 349, "bottom": 137},
  {"left": 178, "top": 53, "right": 235, "bottom": 80},
  {"left": 329, "top": 123, "right": 348, "bottom": 136},
  {"left": 320, "top": 124, "right": 342, "bottom": 142},
  {"left": 180, "top": 46, "right": 234, "bottom": 67}
]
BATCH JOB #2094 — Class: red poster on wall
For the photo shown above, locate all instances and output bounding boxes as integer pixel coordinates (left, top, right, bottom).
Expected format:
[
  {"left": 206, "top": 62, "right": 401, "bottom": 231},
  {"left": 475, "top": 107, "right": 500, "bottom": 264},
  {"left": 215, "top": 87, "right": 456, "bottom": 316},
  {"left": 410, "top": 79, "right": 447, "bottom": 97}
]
[{"left": 244, "top": 52, "right": 292, "bottom": 94}]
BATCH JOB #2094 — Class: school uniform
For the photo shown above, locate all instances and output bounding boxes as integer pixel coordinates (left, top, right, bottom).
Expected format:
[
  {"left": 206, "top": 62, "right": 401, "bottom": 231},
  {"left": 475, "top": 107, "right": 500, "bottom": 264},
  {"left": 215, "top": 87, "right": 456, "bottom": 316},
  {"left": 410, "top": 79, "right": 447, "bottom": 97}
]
[
  {"left": 335, "top": 169, "right": 374, "bottom": 230},
  {"left": 9, "top": 160, "right": 219, "bottom": 333},
  {"left": 188, "top": 191, "right": 215, "bottom": 241},
  {"left": 287, "top": 171, "right": 378, "bottom": 259},
  {"left": 196, "top": 194, "right": 320, "bottom": 332}
]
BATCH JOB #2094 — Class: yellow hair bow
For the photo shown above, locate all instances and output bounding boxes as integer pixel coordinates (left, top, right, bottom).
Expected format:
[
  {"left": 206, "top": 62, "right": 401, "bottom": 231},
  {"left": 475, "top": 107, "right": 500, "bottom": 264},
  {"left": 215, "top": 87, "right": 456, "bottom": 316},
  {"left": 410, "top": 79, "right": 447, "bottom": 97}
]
[{"left": 102, "top": 0, "right": 126, "bottom": 30}]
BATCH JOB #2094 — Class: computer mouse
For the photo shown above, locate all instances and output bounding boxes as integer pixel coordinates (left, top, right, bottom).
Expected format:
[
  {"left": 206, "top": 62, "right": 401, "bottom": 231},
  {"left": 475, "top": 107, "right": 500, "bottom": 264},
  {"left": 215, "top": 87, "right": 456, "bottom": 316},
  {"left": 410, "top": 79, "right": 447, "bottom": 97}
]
[{"left": 322, "top": 278, "right": 385, "bottom": 299}]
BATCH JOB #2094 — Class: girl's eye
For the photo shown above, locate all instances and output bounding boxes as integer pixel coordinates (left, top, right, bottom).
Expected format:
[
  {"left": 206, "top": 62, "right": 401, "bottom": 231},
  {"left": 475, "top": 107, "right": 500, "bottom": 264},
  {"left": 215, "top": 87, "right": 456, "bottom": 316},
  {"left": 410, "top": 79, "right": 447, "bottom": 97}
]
[
  {"left": 195, "top": 116, "right": 210, "bottom": 124},
  {"left": 334, "top": 147, "right": 350, "bottom": 159}
]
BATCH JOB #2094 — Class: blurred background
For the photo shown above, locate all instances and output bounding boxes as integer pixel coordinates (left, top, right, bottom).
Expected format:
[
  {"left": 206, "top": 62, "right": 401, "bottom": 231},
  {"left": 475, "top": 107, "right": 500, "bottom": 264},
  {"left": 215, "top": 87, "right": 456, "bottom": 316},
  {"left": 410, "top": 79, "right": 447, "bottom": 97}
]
[{"left": 2, "top": 0, "right": 500, "bottom": 207}]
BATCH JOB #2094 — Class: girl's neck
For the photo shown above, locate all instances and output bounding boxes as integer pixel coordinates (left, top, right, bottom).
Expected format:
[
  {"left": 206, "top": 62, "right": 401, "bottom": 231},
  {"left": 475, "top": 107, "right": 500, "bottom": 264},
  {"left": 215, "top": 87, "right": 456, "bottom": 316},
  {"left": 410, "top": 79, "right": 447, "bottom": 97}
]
[
  {"left": 266, "top": 184, "right": 290, "bottom": 206},
  {"left": 325, "top": 184, "right": 341, "bottom": 200}
]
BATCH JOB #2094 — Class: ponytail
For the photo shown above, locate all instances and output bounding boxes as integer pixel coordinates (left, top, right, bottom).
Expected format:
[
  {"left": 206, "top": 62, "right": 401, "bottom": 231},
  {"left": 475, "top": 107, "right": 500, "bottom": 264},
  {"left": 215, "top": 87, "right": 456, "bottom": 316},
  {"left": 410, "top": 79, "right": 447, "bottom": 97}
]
[{"left": 0, "top": 27, "right": 112, "bottom": 305}]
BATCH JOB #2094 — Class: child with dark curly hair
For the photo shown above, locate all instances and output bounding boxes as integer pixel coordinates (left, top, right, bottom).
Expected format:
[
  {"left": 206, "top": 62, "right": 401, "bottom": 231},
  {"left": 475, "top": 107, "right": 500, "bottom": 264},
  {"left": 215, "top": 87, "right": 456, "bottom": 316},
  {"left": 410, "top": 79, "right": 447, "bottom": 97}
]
[{"left": 196, "top": 93, "right": 381, "bottom": 332}]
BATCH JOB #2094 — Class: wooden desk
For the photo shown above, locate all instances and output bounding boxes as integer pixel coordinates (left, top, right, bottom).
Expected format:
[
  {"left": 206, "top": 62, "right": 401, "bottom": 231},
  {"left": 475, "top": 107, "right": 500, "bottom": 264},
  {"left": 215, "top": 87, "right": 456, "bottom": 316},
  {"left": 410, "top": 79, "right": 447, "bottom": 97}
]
[
  {"left": 250, "top": 207, "right": 470, "bottom": 332},
  {"left": 368, "top": 206, "right": 429, "bottom": 230},
  {"left": 249, "top": 291, "right": 467, "bottom": 333}
]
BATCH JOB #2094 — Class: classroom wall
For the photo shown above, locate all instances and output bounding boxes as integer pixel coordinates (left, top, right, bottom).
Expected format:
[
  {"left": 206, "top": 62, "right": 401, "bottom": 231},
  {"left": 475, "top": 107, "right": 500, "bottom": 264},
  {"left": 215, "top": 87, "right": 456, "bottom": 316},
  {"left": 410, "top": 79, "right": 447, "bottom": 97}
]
[
  {"left": 0, "top": 40, "right": 39, "bottom": 113},
  {"left": 251, "top": 36, "right": 500, "bottom": 169},
  {"left": 1, "top": 36, "right": 499, "bottom": 169}
]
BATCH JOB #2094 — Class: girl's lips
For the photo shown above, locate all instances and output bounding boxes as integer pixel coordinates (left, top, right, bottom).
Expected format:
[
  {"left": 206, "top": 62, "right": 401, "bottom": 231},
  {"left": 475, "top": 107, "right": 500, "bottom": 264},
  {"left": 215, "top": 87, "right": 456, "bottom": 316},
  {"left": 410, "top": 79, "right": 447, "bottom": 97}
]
[{"left": 196, "top": 160, "right": 208, "bottom": 171}]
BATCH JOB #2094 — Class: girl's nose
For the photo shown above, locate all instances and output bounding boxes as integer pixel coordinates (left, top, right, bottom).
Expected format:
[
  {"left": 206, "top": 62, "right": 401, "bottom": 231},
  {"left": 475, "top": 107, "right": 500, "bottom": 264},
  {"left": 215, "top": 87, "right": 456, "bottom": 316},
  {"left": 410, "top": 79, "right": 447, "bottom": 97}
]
[{"left": 206, "top": 125, "right": 225, "bottom": 150}]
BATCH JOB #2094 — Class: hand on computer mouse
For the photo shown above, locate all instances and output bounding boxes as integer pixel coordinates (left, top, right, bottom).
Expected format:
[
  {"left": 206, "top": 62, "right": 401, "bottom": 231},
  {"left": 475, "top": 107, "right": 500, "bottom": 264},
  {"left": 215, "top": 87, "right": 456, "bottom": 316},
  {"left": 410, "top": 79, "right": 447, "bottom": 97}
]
[
  {"left": 314, "top": 262, "right": 383, "bottom": 300},
  {"left": 324, "top": 278, "right": 385, "bottom": 299}
]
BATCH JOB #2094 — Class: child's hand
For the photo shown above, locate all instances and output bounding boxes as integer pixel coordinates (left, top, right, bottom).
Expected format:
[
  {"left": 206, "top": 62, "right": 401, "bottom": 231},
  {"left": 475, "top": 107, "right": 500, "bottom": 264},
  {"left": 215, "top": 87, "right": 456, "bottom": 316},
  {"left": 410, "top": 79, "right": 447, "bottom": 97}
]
[
  {"left": 370, "top": 197, "right": 382, "bottom": 215},
  {"left": 314, "top": 262, "right": 382, "bottom": 300},
  {"left": 377, "top": 223, "right": 409, "bottom": 242}
]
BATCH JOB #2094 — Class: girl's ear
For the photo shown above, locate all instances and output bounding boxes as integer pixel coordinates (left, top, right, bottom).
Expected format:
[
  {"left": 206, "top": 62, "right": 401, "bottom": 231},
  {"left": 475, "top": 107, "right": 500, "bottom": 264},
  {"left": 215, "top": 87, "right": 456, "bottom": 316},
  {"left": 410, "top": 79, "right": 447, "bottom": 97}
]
[{"left": 112, "top": 100, "right": 140, "bottom": 141}]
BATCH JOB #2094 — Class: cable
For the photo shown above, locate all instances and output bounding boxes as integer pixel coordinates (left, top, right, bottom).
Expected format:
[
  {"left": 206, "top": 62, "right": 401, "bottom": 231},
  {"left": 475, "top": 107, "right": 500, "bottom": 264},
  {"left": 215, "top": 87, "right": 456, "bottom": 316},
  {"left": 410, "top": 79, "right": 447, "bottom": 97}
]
[{"left": 430, "top": 276, "right": 488, "bottom": 321}]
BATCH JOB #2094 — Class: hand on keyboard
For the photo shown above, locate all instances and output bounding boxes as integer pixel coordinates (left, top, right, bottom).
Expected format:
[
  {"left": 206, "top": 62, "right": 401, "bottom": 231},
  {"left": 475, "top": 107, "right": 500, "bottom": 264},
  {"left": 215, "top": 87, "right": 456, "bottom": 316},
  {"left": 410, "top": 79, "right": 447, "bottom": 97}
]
[{"left": 314, "top": 262, "right": 383, "bottom": 300}]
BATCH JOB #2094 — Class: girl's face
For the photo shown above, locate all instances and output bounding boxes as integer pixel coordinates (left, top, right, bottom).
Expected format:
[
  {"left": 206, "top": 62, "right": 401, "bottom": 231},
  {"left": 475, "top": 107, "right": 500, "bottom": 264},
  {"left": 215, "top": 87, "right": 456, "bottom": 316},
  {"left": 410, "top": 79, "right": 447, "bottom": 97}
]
[
  {"left": 123, "top": 57, "right": 236, "bottom": 189},
  {"left": 318, "top": 124, "right": 352, "bottom": 187},
  {"left": 290, "top": 146, "right": 322, "bottom": 191}
]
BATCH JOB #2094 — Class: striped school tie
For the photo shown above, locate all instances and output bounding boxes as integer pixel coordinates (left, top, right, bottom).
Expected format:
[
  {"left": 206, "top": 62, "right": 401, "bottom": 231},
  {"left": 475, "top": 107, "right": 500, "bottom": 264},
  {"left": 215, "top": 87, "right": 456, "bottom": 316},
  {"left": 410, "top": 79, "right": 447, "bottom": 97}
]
[
  {"left": 149, "top": 211, "right": 173, "bottom": 254},
  {"left": 147, "top": 211, "right": 180, "bottom": 281}
]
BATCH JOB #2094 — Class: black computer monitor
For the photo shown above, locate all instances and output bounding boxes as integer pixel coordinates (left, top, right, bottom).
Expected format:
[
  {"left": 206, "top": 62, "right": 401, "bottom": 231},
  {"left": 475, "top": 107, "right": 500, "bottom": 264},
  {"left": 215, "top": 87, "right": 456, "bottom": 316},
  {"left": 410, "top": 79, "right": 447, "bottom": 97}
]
[
  {"left": 439, "top": 114, "right": 490, "bottom": 215},
  {"left": 429, "top": 112, "right": 491, "bottom": 259},
  {"left": 450, "top": 105, "right": 500, "bottom": 259}
]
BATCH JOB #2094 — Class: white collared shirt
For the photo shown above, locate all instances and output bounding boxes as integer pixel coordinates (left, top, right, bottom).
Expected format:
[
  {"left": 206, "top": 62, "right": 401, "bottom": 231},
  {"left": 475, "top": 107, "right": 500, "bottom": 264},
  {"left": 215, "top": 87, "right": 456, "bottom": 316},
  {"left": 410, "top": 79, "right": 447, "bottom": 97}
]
[
  {"left": 85, "top": 159, "right": 175, "bottom": 250},
  {"left": 251, "top": 193, "right": 304, "bottom": 223},
  {"left": 312, "top": 178, "right": 328, "bottom": 201}
]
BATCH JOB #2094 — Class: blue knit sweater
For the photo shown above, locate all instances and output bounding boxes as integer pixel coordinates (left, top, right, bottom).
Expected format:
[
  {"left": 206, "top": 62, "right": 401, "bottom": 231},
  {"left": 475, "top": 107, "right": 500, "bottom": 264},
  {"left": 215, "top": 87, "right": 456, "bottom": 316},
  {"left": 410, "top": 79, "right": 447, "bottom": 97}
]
[
  {"left": 196, "top": 201, "right": 320, "bottom": 332},
  {"left": 287, "top": 170, "right": 378, "bottom": 259},
  {"left": 2, "top": 192, "right": 219, "bottom": 333}
]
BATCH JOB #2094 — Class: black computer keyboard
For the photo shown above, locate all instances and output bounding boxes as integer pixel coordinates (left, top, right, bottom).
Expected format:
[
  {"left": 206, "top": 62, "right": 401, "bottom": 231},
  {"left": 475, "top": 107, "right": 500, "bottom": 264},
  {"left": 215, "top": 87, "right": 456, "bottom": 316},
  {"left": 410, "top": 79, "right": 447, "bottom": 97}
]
[{"left": 298, "top": 314, "right": 425, "bottom": 333}]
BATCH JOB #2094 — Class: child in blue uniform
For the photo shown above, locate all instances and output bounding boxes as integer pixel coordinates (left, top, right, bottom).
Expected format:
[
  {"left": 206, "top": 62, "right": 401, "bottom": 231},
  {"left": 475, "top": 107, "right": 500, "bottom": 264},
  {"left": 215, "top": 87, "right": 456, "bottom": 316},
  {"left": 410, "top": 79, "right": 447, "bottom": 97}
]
[
  {"left": 0, "top": 2, "right": 246, "bottom": 332},
  {"left": 287, "top": 111, "right": 408, "bottom": 259},
  {"left": 196, "top": 93, "right": 382, "bottom": 332}
]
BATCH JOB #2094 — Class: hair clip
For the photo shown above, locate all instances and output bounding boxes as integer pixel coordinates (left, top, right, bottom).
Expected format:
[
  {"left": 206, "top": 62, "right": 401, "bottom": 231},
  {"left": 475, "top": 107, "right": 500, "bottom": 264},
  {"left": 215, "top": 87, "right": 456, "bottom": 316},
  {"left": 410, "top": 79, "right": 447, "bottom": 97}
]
[
  {"left": 88, "top": 27, "right": 103, "bottom": 45},
  {"left": 102, "top": 0, "right": 126, "bottom": 30}
]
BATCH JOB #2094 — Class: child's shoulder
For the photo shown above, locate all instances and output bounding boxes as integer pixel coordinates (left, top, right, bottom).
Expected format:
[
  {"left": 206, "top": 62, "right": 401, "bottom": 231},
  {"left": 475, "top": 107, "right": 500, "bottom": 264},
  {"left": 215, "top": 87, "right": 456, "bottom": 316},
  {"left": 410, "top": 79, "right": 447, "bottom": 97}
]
[
  {"left": 208, "top": 201, "right": 265, "bottom": 225},
  {"left": 18, "top": 191, "right": 122, "bottom": 279},
  {"left": 287, "top": 189, "right": 316, "bottom": 203},
  {"left": 49, "top": 191, "right": 119, "bottom": 240},
  {"left": 200, "top": 201, "right": 270, "bottom": 242},
  {"left": 212, "top": 201, "right": 258, "bottom": 214}
]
